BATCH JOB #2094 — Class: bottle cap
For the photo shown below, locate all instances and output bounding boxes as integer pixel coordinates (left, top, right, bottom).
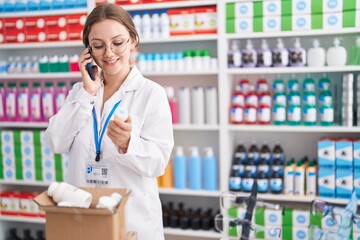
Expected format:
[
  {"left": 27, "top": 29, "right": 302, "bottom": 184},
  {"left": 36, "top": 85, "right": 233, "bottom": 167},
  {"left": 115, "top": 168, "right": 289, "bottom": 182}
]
[
  {"left": 246, "top": 39, "right": 253, "bottom": 50},
  {"left": 203, "top": 147, "right": 214, "bottom": 157},
  {"left": 312, "top": 39, "right": 320, "bottom": 48},
  {"left": 297, "top": 161, "right": 302, "bottom": 167},
  {"left": 110, "top": 192, "right": 122, "bottom": 204},
  {"left": 294, "top": 38, "right": 302, "bottom": 48},
  {"left": 261, "top": 39, "right": 269, "bottom": 50},
  {"left": 58, "top": 201, "right": 72, "bottom": 207},
  {"left": 201, "top": 49, "right": 211, "bottom": 57},
  {"left": 115, "top": 107, "right": 129, "bottom": 121},
  {"left": 189, "top": 146, "right": 199, "bottom": 156},
  {"left": 175, "top": 146, "right": 184, "bottom": 156},
  {"left": 47, "top": 181, "right": 60, "bottom": 197}
]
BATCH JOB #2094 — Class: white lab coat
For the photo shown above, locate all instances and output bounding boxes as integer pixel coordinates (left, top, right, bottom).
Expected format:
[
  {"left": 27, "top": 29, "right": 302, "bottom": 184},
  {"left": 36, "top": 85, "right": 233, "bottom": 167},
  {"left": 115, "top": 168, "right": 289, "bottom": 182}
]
[{"left": 45, "top": 66, "right": 174, "bottom": 240}]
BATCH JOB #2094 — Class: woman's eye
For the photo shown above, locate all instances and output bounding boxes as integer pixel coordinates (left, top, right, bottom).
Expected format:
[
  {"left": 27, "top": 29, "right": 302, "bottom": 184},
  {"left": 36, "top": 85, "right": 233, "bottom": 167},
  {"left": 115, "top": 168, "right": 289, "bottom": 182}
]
[
  {"left": 93, "top": 45, "right": 104, "bottom": 49},
  {"left": 113, "top": 42, "right": 124, "bottom": 46}
]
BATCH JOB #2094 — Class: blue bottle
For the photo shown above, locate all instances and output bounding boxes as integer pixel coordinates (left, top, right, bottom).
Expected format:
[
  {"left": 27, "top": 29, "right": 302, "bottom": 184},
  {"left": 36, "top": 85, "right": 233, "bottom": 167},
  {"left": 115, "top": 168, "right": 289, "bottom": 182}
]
[
  {"left": 173, "top": 146, "right": 187, "bottom": 189},
  {"left": 189, "top": 146, "right": 202, "bottom": 190},
  {"left": 203, "top": 147, "right": 218, "bottom": 191}
]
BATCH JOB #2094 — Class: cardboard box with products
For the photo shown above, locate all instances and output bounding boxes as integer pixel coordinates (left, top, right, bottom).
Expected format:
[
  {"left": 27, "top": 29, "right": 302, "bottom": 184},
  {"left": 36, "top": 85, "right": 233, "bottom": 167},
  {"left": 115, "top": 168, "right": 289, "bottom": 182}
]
[{"left": 34, "top": 187, "right": 137, "bottom": 240}]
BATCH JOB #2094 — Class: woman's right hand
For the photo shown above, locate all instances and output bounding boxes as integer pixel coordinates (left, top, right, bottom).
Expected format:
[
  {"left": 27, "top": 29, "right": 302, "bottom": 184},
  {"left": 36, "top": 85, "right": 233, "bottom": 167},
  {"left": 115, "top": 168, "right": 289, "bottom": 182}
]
[{"left": 79, "top": 48, "right": 101, "bottom": 96}]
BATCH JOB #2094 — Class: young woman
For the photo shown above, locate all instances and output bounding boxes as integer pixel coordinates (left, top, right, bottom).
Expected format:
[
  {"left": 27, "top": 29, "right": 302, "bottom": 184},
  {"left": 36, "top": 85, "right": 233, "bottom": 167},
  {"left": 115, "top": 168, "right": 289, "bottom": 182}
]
[{"left": 45, "top": 4, "right": 174, "bottom": 239}]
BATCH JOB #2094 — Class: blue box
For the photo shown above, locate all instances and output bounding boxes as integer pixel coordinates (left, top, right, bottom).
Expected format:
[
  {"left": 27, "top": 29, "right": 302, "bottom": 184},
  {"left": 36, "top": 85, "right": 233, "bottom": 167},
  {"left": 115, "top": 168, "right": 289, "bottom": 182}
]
[
  {"left": 354, "top": 140, "right": 360, "bottom": 170},
  {"left": 15, "top": 0, "right": 27, "bottom": 12},
  {"left": 52, "top": 0, "right": 64, "bottom": 9},
  {"left": 335, "top": 169, "right": 353, "bottom": 199},
  {"left": 318, "top": 168, "right": 335, "bottom": 198},
  {"left": 354, "top": 170, "right": 360, "bottom": 199},
  {"left": 3, "top": 1, "right": 16, "bottom": 12},
  {"left": 39, "top": 0, "right": 51, "bottom": 10},
  {"left": 27, "top": 0, "right": 39, "bottom": 11},
  {"left": 336, "top": 139, "right": 353, "bottom": 170},
  {"left": 318, "top": 139, "right": 336, "bottom": 170},
  {"left": 64, "top": 0, "right": 76, "bottom": 9},
  {"left": 74, "top": 0, "right": 87, "bottom": 8}
]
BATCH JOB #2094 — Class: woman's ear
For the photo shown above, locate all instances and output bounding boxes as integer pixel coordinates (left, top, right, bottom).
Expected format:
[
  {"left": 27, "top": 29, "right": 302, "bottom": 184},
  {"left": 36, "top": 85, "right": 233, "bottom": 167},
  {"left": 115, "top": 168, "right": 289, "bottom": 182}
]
[{"left": 130, "top": 38, "right": 138, "bottom": 50}]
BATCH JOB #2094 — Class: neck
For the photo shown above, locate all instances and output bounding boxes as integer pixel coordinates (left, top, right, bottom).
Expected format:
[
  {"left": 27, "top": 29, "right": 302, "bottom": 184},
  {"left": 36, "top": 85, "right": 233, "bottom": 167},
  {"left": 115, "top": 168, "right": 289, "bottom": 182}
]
[{"left": 102, "top": 65, "right": 131, "bottom": 90}]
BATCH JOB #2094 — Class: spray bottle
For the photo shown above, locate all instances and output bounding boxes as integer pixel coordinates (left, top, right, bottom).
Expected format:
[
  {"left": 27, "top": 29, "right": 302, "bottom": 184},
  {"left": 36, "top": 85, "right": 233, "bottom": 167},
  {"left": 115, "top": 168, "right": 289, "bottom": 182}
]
[
  {"left": 203, "top": 147, "right": 218, "bottom": 191},
  {"left": 189, "top": 146, "right": 202, "bottom": 190}
]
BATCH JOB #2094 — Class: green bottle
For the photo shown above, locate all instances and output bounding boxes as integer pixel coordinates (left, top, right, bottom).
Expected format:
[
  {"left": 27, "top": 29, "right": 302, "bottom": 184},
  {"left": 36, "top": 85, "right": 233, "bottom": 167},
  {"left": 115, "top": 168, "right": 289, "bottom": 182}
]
[{"left": 287, "top": 103, "right": 301, "bottom": 125}]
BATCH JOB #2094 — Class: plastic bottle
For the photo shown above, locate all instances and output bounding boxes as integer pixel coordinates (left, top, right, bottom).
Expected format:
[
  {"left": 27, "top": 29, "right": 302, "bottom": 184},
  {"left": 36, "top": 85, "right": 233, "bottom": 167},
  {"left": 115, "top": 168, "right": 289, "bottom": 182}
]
[
  {"left": 257, "top": 39, "right": 272, "bottom": 67},
  {"left": 162, "top": 52, "right": 170, "bottom": 71},
  {"left": 184, "top": 50, "right": 193, "bottom": 71},
  {"left": 273, "top": 91, "right": 287, "bottom": 107},
  {"left": 41, "top": 82, "right": 55, "bottom": 121},
  {"left": 22, "top": 229, "right": 35, "bottom": 240},
  {"left": 272, "top": 38, "right": 289, "bottom": 67},
  {"left": 160, "top": 9, "right": 170, "bottom": 38},
  {"left": 270, "top": 170, "right": 283, "bottom": 194},
  {"left": 191, "top": 86, "right": 205, "bottom": 125},
  {"left": 257, "top": 104, "right": 271, "bottom": 125},
  {"left": 287, "top": 78, "right": 300, "bottom": 92},
  {"left": 257, "top": 171, "right": 269, "bottom": 193},
  {"left": 201, "top": 49, "right": 211, "bottom": 70},
  {"left": 287, "top": 90, "right": 301, "bottom": 106},
  {"left": 47, "top": 181, "right": 92, "bottom": 208},
  {"left": 244, "top": 104, "right": 257, "bottom": 124},
  {"left": 165, "top": 86, "right": 178, "bottom": 124},
  {"left": 259, "top": 142, "right": 272, "bottom": 165},
  {"left": 203, "top": 147, "right": 218, "bottom": 191},
  {"left": 55, "top": 81, "right": 67, "bottom": 113},
  {"left": 320, "top": 104, "right": 334, "bottom": 126},
  {"left": 239, "top": 79, "right": 250, "bottom": 94},
  {"left": 193, "top": 49, "right": 202, "bottom": 71},
  {"left": 178, "top": 87, "right": 191, "bottom": 124},
  {"left": 326, "top": 38, "right": 347, "bottom": 67},
  {"left": 303, "top": 104, "right": 317, "bottom": 126},
  {"left": 30, "top": 82, "right": 42, "bottom": 122},
  {"left": 284, "top": 159, "right": 295, "bottom": 195},
  {"left": 272, "top": 78, "right": 285, "bottom": 93},
  {"left": 272, "top": 142, "right": 285, "bottom": 164},
  {"left": 173, "top": 146, "right": 187, "bottom": 189},
  {"left": 245, "top": 85, "right": 258, "bottom": 108},
  {"left": 303, "top": 77, "right": 315, "bottom": 92},
  {"left": 228, "top": 40, "right": 241, "bottom": 68},
  {"left": 142, "top": 11, "right": 151, "bottom": 39},
  {"left": 319, "top": 89, "right": 332, "bottom": 107},
  {"left": 0, "top": 82, "right": 6, "bottom": 121},
  {"left": 162, "top": 157, "right": 173, "bottom": 188},
  {"left": 294, "top": 161, "right": 305, "bottom": 195},
  {"left": 59, "top": 54, "right": 69, "bottom": 72},
  {"left": 17, "top": 82, "right": 30, "bottom": 121},
  {"left": 96, "top": 192, "right": 122, "bottom": 213},
  {"left": 289, "top": 38, "right": 306, "bottom": 67},
  {"left": 205, "top": 86, "right": 217, "bottom": 125},
  {"left": 287, "top": 103, "right": 301, "bottom": 125},
  {"left": 307, "top": 39, "right": 325, "bottom": 67},
  {"left": 241, "top": 170, "right": 254, "bottom": 192},
  {"left": 31, "top": 56, "right": 39, "bottom": 73},
  {"left": 36, "top": 230, "right": 46, "bottom": 240},
  {"left": 303, "top": 90, "right": 316, "bottom": 106},
  {"left": 132, "top": 12, "right": 142, "bottom": 38},
  {"left": 232, "top": 141, "right": 247, "bottom": 174},
  {"left": 241, "top": 39, "right": 257, "bottom": 67},
  {"left": 306, "top": 160, "right": 317, "bottom": 196},
  {"left": 49, "top": 55, "right": 59, "bottom": 73},
  {"left": 151, "top": 10, "right": 160, "bottom": 38},
  {"left": 189, "top": 147, "right": 202, "bottom": 190},
  {"left": 69, "top": 54, "right": 79, "bottom": 72},
  {"left": 6, "top": 82, "right": 18, "bottom": 121},
  {"left": 318, "top": 76, "right": 331, "bottom": 92},
  {"left": 229, "top": 169, "right": 241, "bottom": 191},
  {"left": 272, "top": 103, "right": 286, "bottom": 125},
  {"left": 6, "top": 228, "right": 21, "bottom": 240}
]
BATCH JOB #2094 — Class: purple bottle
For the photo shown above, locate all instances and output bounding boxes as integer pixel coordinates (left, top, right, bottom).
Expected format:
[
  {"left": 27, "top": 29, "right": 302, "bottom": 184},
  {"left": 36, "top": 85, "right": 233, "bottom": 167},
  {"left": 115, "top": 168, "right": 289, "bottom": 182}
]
[
  {"left": 17, "top": 82, "right": 31, "bottom": 121},
  {"left": 30, "top": 82, "right": 43, "bottom": 122},
  {"left": 6, "top": 82, "right": 18, "bottom": 121},
  {"left": 0, "top": 82, "right": 6, "bottom": 121},
  {"left": 42, "top": 82, "right": 55, "bottom": 121}
]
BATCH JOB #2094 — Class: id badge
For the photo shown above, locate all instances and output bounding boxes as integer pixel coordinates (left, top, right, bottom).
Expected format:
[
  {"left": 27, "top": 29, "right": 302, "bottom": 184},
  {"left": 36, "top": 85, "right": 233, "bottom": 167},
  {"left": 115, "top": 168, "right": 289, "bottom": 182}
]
[{"left": 86, "top": 163, "right": 110, "bottom": 185}]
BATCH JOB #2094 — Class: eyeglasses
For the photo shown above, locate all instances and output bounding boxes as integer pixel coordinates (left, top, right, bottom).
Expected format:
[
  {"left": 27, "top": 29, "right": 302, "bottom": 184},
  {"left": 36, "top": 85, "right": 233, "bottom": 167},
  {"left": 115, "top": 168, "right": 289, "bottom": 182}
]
[{"left": 89, "top": 38, "right": 129, "bottom": 57}]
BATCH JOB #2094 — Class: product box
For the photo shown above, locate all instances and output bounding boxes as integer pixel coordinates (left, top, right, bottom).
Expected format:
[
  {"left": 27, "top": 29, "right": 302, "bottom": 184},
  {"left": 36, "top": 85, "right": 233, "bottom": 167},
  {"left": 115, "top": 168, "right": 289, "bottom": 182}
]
[
  {"left": 282, "top": 226, "right": 309, "bottom": 240},
  {"left": 226, "top": 18, "right": 253, "bottom": 33},
  {"left": 323, "top": 0, "right": 343, "bottom": 13},
  {"left": 0, "top": 18, "right": 4, "bottom": 44},
  {"left": 34, "top": 187, "right": 135, "bottom": 240},
  {"left": 354, "top": 170, "right": 360, "bottom": 199},
  {"left": 354, "top": 140, "right": 360, "bottom": 169},
  {"left": 264, "top": 209, "right": 283, "bottom": 227},
  {"left": 263, "top": 0, "right": 282, "bottom": 16},
  {"left": 3, "top": 17, "right": 25, "bottom": 43},
  {"left": 292, "top": 0, "right": 311, "bottom": 15},
  {"left": 168, "top": 8, "right": 195, "bottom": 36},
  {"left": 228, "top": 2, "right": 253, "bottom": 19},
  {"left": 194, "top": 6, "right": 217, "bottom": 34},
  {"left": 292, "top": 14, "right": 311, "bottom": 31},
  {"left": 335, "top": 169, "right": 353, "bottom": 199},
  {"left": 323, "top": 12, "right": 343, "bottom": 30},
  {"left": 335, "top": 138, "right": 353, "bottom": 169},
  {"left": 67, "top": 14, "right": 87, "bottom": 41},
  {"left": 321, "top": 214, "right": 340, "bottom": 231},
  {"left": 292, "top": 209, "right": 310, "bottom": 228},
  {"left": 318, "top": 168, "right": 335, "bottom": 198},
  {"left": 46, "top": 15, "right": 68, "bottom": 42},
  {"left": 318, "top": 138, "right": 336, "bottom": 169},
  {"left": 24, "top": 17, "right": 47, "bottom": 43},
  {"left": 263, "top": 16, "right": 281, "bottom": 32}
]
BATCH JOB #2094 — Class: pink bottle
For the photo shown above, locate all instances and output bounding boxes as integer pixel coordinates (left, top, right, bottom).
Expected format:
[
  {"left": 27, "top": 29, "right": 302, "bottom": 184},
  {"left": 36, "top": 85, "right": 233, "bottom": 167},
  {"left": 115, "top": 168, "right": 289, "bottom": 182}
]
[
  {"left": 165, "top": 87, "right": 178, "bottom": 124},
  {"left": 258, "top": 91, "right": 272, "bottom": 108},
  {"left": 239, "top": 79, "right": 250, "bottom": 94},
  {"left": 42, "top": 82, "right": 55, "bottom": 121},
  {"left": 30, "top": 82, "right": 43, "bottom": 122},
  {"left": 17, "top": 82, "right": 31, "bottom": 122},
  {"left": 257, "top": 104, "right": 271, "bottom": 125},
  {"left": 5, "top": 82, "right": 18, "bottom": 121},
  {"left": 55, "top": 81, "right": 68, "bottom": 113},
  {"left": 245, "top": 86, "right": 258, "bottom": 108},
  {"left": 0, "top": 82, "right": 6, "bottom": 121},
  {"left": 244, "top": 104, "right": 257, "bottom": 124},
  {"left": 256, "top": 78, "right": 268, "bottom": 93}
]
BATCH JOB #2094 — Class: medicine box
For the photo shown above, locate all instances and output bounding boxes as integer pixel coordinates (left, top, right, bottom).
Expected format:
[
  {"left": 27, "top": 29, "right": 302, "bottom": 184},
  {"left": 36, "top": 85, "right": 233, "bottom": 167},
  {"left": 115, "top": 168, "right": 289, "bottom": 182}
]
[
  {"left": 292, "top": 0, "right": 311, "bottom": 15},
  {"left": 318, "top": 138, "right": 336, "bottom": 169},
  {"left": 335, "top": 138, "right": 353, "bottom": 169},
  {"left": 318, "top": 168, "right": 335, "bottom": 198},
  {"left": 335, "top": 169, "right": 353, "bottom": 199}
]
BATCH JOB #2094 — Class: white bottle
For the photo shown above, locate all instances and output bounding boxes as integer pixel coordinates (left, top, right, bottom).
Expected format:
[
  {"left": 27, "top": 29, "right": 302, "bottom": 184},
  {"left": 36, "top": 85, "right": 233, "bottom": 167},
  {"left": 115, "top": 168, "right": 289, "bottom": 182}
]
[
  {"left": 160, "top": 9, "right": 170, "bottom": 38},
  {"left": 191, "top": 86, "right": 205, "bottom": 125},
  {"left": 132, "top": 12, "right": 142, "bottom": 38},
  {"left": 151, "top": 10, "right": 160, "bottom": 39},
  {"left": 178, "top": 87, "right": 191, "bottom": 124},
  {"left": 114, "top": 107, "right": 129, "bottom": 121},
  {"left": 307, "top": 39, "right": 325, "bottom": 67},
  {"left": 141, "top": 11, "right": 151, "bottom": 39},
  {"left": 294, "top": 162, "right": 305, "bottom": 196},
  {"left": 257, "top": 39, "right": 272, "bottom": 67},
  {"left": 47, "top": 182, "right": 92, "bottom": 208},
  {"left": 228, "top": 40, "right": 241, "bottom": 68},
  {"left": 205, "top": 86, "right": 218, "bottom": 125},
  {"left": 96, "top": 192, "right": 122, "bottom": 213},
  {"left": 326, "top": 38, "right": 347, "bottom": 67},
  {"left": 272, "top": 38, "right": 289, "bottom": 67},
  {"left": 241, "top": 39, "right": 257, "bottom": 68},
  {"left": 289, "top": 38, "right": 306, "bottom": 67}
]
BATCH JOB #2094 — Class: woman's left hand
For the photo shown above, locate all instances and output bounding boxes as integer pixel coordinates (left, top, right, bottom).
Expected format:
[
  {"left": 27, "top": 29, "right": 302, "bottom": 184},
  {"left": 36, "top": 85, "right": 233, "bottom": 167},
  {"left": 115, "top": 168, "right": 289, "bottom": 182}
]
[{"left": 107, "top": 116, "right": 132, "bottom": 153}]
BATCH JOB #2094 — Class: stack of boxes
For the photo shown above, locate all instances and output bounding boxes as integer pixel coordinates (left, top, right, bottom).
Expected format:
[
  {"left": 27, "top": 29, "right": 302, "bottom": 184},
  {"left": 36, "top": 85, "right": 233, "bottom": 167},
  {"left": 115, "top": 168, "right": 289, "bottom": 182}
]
[
  {"left": 318, "top": 138, "right": 358, "bottom": 199},
  {"left": 0, "top": 0, "right": 87, "bottom": 12},
  {"left": 0, "top": 130, "right": 68, "bottom": 183},
  {"left": 226, "top": 0, "right": 360, "bottom": 34},
  {"left": 342, "top": 74, "right": 354, "bottom": 126}
]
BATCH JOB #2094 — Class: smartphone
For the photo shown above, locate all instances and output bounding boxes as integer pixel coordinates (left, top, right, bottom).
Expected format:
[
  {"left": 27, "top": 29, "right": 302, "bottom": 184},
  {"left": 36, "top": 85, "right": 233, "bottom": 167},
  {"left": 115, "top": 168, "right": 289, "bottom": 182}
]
[{"left": 86, "top": 46, "right": 95, "bottom": 80}]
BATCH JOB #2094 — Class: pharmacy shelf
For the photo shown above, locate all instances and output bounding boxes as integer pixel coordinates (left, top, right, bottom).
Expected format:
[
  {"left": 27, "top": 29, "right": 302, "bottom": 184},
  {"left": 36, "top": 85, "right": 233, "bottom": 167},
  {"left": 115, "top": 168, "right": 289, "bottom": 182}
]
[
  {"left": 0, "top": 122, "right": 48, "bottom": 128},
  {"left": 141, "top": 34, "right": 218, "bottom": 44},
  {"left": 164, "top": 228, "right": 221, "bottom": 239},
  {"left": 1, "top": 8, "right": 88, "bottom": 18},
  {"left": 0, "top": 180, "right": 49, "bottom": 187},
  {"left": 0, "top": 216, "right": 45, "bottom": 224},
  {"left": 123, "top": 0, "right": 217, "bottom": 11},
  {"left": 159, "top": 188, "right": 221, "bottom": 197},
  {"left": 226, "top": 28, "right": 360, "bottom": 40},
  {"left": 0, "top": 72, "right": 81, "bottom": 80},
  {"left": 173, "top": 124, "right": 220, "bottom": 131},
  {"left": 0, "top": 41, "right": 83, "bottom": 49},
  {"left": 227, "top": 66, "right": 360, "bottom": 75},
  {"left": 227, "top": 125, "right": 360, "bottom": 133},
  {"left": 143, "top": 70, "right": 218, "bottom": 76}
]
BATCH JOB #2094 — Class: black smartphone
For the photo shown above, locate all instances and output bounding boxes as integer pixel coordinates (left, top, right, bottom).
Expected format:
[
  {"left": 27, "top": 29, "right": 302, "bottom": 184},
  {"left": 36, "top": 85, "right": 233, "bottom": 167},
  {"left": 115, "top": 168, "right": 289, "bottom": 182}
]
[{"left": 86, "top": 46, "right": 95, "bottom": 80}]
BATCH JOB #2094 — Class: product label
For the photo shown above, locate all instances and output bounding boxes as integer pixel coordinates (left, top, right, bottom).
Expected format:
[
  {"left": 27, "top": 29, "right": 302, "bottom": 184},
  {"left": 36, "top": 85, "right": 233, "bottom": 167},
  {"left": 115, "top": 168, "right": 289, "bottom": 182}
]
[
  {"left": 230, "top": 107, "right": 243, "bottom": 123},
  {"left": 258, "top": 107, "right": 271, "bottom": 123},
  {"left": 258, "top": 164, "right": 270, "bottom": 175},
  {"left": 18, "top": 92, "right": 29, "bottom": 119},
  {"left": 320, "top": 107, "right": 334, "bottom": 122},
  {"left": 303, "top": 107, "right": 316, "bottom": 122},
  {"left": 55, "top": 92, "right": 66, "bottom": 112},
  {"left": 86, "top": 164, "right": 110, "bottom": 185},
  {"left": 257, "top": 179, "right": 269, "bottom": 192},
  {"left": 284, "top": 170, "right": 294, "bottom": 194},
  {"left": 232, "top": 94, "right": 244, "bottom": 107},
  {"left": 229, "top": 176, "right": 241, "bottom": 190},
  {"left": 30, "top": 93, "right": 41, "bottom": 120},
  {"left": 259, "top": 95, "right": 271, "bottom": 107},
  {"left": 272, "top": 106, "right": 286, "bottom": 122},
  {"left": 1, "top": 196, "right": 19, "bottom": 214},
  {"left": 242, "top": 178, "right": 254, "bottom": 191},
  {"left": 288, "top": 105, "right": 301, "bottom": 122},
  {"left": 244, "top": 107, "right": 256, "bottom": 123},
  {"left": 42, "top": 92, "right": 54, "bottom": 119},
  {"left": 270, "top": 178, "right": 283, "bottom": 191},
  {"left": 306, "top": 171, "right": 316, "bottom": 195},
  {"left": 245, "top": 94, "right": 258, "bottom": 107},
  {"left": 303, "top": 94, "right": 316, "bottom": 105},
  {"left": 6, "top": 92, "right": 16, "bottom": 119},
  {"left": 288, "top": 94, "right": 301, "bottom": 105},
  {"left": 274, "top": 94, "right": 286, "bottom": 106}
]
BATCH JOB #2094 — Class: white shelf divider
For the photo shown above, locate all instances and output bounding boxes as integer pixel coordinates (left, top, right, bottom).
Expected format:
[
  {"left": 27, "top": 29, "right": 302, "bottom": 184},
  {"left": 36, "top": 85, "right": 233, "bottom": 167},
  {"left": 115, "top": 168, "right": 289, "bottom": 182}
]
[
  {"left": 159, "top": 188, "right": 221, "bottom": 197},
  {"left": 164, "top": 228, "right": 221, "bottom": 239},
  {"left": 0, "top": 72, "right": 82, "bottom": 80},
  {"left": 173, "top": 124, "right": 220, "bottom": 131},
  {"left": 0, "top": 122, "right": 48, "bottom": 129},
  {"left": 123, "top": 0, "right": 217, "bottom": 11},
  {"left": 141, "top": 34, "right": 217, "bottom": 43},
  {"left": 1, "top": 8, "right": 88, "bottom": 18},
  {"left": 0, "top": 180, "right": 49, "bottom": 187},
  {"left": 0, "top": 41, "right": 84, "bottom": 49},
  {"left": 227, "top": 125, "right": 360, "bottom": 133},
  {"left": 0, "top": 216, "right": 45, "bottom": 224}
]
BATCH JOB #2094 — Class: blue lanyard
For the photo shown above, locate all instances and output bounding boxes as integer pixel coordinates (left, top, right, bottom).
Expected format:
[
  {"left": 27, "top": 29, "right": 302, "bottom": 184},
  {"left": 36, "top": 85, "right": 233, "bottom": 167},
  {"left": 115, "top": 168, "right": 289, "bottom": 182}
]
[{"left": 92, "top": 100, "right": 122, "bottom": 162}]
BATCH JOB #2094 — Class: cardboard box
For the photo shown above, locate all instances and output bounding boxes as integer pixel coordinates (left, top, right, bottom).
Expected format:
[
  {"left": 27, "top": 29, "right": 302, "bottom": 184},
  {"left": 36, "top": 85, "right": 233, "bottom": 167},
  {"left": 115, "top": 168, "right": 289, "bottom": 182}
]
[{"left": 34, "top": 187, "right": 133, "bottom": 240}]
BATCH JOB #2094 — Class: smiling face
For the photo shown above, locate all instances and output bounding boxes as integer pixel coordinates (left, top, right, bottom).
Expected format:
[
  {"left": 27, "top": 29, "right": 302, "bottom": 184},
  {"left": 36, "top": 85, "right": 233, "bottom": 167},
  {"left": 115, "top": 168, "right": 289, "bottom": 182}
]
[{"left": 88, "top": 19, "right": 136, "bottom": 77}]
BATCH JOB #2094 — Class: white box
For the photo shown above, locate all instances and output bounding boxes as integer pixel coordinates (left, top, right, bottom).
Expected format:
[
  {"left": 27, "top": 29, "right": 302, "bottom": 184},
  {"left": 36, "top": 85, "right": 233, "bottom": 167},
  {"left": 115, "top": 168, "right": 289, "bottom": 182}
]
[
  {"left": 2, "top": 155, "right": 15, "bottom": 168},
  {"left": 2, "top": 143, "right": 15, "bottom": 156},
  {"left": 264, "top": 209, "right": 282, "bottom": 227},
  {"left": 293, "top": 227, "right": 308, "bottom": 240},
  {"left": 1, "top": 131, "right": 14, "bottom": 144},
  {"left": 263, "top": 16, "right": 281, "bottom": 32},
  {"left": 42, "top": 168, "right": 55, "bottom": 182},
  {"left": 292, "top": 0, "right": 311, "bottom": 15},
  {"left": 292, "top": 14, "right": 311, "bottom": 31},
  {"left": 322, "top": 214, "right": 340, "bottom": 230},
  {"left": 264, "top": 227, "right": 282, "bottom": 240},
  {"left": 335, "top": 169, "right": 353, "bottom": 199},
  {"left": 235, "top": 18, "right": 253, "bottom": 33},
  {"left": 318, "top": 168, "right": 335, "bottom": 198},
  {"left": 42, "top": 156, "right": 54, "bottom": 170},
  {"left": 323, "top": 0, "right": 343, "bottom": 13},
  {"left": 318, "top": 139, "right": 336, "bottom": 169},
  {"left": 234, "top": 2, "right": 253, "bottom": 18},
  {"left": 336, "top": 139, "right": 353, "bottom": 169},
  {"left": 23, "top": 169, "right": 35, "bottom": 181},
  {"left": 21, "top": 145, "right": 34, "bottom": 158},
  {"left": 41, "top": 145, "right": 54, "bottom": 157},
  {"left": 263, "top": 1, "right": 281, "bottom": 16},
  {"left": 323, "top": 12, "right": 343, "bottom": 30},
  {"left": 20, "top": 131, "right": 33, "bottom": 144},
  {"left": 3, "top": 167, "right": 16, "bottom": 180},
  {"left": 292, "top": 210, "right": 310, "bottom": 227}
]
